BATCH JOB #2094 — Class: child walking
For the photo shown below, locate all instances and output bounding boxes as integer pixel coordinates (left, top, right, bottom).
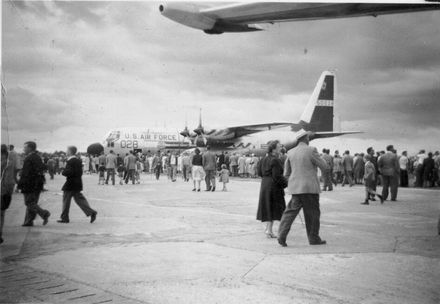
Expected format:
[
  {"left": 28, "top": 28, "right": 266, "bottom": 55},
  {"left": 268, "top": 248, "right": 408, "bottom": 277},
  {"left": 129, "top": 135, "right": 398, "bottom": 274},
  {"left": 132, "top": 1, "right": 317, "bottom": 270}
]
[{"left": 218, "top": 164, "right": 230, "bottom": 191}]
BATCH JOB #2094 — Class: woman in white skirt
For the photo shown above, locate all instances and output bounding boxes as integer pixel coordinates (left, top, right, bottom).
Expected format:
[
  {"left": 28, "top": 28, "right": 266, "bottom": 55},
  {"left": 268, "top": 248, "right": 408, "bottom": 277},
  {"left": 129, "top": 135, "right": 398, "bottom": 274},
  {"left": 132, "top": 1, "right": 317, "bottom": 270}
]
[{"left": 191, "top": 148, "right": 205, "bottom": 192}]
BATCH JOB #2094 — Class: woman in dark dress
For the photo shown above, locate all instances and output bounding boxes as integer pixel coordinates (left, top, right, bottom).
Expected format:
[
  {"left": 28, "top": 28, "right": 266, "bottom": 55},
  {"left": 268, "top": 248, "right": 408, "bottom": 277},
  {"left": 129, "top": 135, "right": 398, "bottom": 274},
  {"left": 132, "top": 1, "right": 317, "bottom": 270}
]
[{"left": 256, "top": 140, "right": 287, "bottom": 238}]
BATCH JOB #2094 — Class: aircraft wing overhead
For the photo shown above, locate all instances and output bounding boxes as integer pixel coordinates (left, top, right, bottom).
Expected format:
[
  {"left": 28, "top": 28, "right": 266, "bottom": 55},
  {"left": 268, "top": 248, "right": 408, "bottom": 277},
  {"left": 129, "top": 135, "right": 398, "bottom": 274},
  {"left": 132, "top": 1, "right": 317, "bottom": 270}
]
[{"left": 160, "top": 1, "right": 440, "bottom": 34}]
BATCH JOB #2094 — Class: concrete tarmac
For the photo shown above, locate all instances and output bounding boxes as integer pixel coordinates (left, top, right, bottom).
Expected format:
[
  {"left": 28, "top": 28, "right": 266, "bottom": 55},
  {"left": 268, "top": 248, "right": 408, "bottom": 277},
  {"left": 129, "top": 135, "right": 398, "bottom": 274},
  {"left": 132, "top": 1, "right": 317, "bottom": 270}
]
[{"left": 1, "top": 173, "right": 439, "bottom": 304}]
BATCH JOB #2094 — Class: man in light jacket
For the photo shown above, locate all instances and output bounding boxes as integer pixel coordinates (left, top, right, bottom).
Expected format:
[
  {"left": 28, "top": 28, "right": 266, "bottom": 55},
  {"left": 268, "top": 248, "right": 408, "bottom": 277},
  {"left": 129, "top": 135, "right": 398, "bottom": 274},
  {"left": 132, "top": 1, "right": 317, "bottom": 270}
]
[
  {"left": 278, "top": 130, "right": 328, "bottom": 247},
  {"left": 105, "top": 150, "right": 118, "bottom": 185}
]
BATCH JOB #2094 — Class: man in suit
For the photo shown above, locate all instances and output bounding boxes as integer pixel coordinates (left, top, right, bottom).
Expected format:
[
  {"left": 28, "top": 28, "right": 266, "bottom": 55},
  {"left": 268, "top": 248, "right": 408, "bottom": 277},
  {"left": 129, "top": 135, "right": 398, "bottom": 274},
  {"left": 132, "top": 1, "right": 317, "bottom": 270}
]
[
  {"left": 321, "top": 149, "right": 334, "bottom": 191},
  {"left": 342, "top": 150, "right": 354, "bottom": 187},
  {"left": 18, "top": 141, "right": 51, "bottom": 226},
  {"left": 124, "top": 150, "right": 137, "bottom": 184},
  {"left": 105, "top": 150, "right": 118, "bottom": 185},
  {"left": 202, "top": 146, "right": 217, "bottom": 191},
  {"left": 58, "top": 146, "right": 97, "bottom": 223},
  {"left": 278, "top": 130, "right": 328, "bottom": 247},
  {"left": 378, "top": 145, "right": 400, "bottom": 201}
]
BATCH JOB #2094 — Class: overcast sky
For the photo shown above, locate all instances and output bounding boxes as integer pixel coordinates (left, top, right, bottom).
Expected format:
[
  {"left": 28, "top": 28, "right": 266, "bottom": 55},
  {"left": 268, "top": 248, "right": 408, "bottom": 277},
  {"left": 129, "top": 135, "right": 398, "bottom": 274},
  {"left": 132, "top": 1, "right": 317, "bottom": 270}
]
[{"left": 2, "top": 1, "right": 440, "bottom": 155}]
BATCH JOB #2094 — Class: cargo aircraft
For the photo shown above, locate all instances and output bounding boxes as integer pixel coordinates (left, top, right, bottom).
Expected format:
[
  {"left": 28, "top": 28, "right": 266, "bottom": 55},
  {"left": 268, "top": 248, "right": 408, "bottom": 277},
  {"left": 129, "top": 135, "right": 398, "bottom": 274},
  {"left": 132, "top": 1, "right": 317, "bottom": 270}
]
[
  {"left": 180, "top": 70, "right": 360, "bottom": 156},
  {"left": 159, "top": 1, "right": 440, "bottom": 34},
  {"left": 87, "top": 71, "right": 360, "bottom": 156}
]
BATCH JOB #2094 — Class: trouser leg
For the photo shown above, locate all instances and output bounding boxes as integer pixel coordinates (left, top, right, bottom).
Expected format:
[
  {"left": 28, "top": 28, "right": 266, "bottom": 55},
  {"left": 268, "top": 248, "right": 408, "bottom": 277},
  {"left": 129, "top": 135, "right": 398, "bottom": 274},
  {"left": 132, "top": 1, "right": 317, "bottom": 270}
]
[
  {"left": 278, "top": 195, "right": 302, "bottom": 242},
  {"left": 325, "top": 170, "right": 332, "bottom": 190},
  {"left": 130, "top": 169, "right": 135, "bottom": 184},
  {"left": 205, "top": 171, "right": 211, "bottom": 189},
  {"left": 347, "top": 171, "right": 354, "bottom": 185},
  {"left": 172, "top": 165, "right": 177, "bottom": 180},
  {"left": 382, "top": 175, "right": 390, "bottom": 200},
  {"left": 342, "top": 170, "right": 348, "bottom": 185},
  {"left": 211, "top": 171, "right": 216, "bottom": 188},
  {"left": 61, "top": 191, "right": 73, "bottom": 221},
  {"left": 390, "top": 175, "right": 398, "bottom": 200},
  {"left": 24, "top": 192, "right": 46, "bottom": 224},
  {"left": 73, "top": 192, "right": 95, "bottom": 217},
  {"left": 400, "top": 170, "right": 408, "bottom": 187},
  {"left": 302, "top": 194, "right": 321, "bottom": 243}
]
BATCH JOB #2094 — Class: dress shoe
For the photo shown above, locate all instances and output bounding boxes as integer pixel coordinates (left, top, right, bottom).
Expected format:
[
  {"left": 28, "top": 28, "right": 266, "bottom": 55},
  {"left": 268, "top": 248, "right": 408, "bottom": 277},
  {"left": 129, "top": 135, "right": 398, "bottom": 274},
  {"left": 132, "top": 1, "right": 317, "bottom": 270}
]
[
  {"left": 192, "top": 188, "right": 196, "bottom": 191},
  {"left": 361, "top": 201, "right": 369, "bottom": 205},
  {"left": 391, "top": 198, "right": 396, "bottom": 201},
  {"left": 57, "top": 219, "right": 69, "bottom": 223},
  {"left": 0, "top": 237, "right": 3, "bottom": 244},
  {"left": 22, "top": 223, "right": 34, "bottom": 227},
  {"left": 43, "top": 212, "right": 50, "bottom": 226},
  {"left": 378, "top": 195, "right": 384, "bottom": 204},
  {"left": 211, "top": 187, "right": 216, "bottom": 192},
  {"left": 90, "top": 212, "right": 97, "bottom": 223},
  {"left": 310, "top": 240, "right": 327, "bottom": 245},
  {"left": 197, "top": 189, "right": 200, "bottom": 192},
  {"left": 277, "top": 239, "right": 287, "bottom": 247}
]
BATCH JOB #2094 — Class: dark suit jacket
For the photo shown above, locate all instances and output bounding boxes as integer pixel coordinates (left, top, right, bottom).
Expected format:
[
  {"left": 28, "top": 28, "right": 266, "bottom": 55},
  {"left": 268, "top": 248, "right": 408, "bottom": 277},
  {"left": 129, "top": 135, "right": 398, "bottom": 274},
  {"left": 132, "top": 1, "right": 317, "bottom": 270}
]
[
  {"left": 62, "top": 157, "right": 83, "bottom": 192},
  {"left": 378, "top": 152, "right": 400, "bottom": 176},
  {"left": 18, "top": 151, "right": 45, "bottom": 193}
]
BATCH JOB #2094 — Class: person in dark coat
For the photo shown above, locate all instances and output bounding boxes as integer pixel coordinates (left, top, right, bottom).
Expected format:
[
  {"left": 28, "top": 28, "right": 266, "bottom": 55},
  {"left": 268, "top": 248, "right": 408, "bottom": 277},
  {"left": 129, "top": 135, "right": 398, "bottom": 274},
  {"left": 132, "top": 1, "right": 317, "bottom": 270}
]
[
  {"left": 422, "top": 152, "right": 435, "bottom": 188},
  {"left": 256, "top": 140, "right": 287, "bottom": 238},
  {"left": 18, "top": 141, "right": 50, "bottom": 226},
  {"left": 378, "top": 145, "right": 400, "bottom": 201},
  {"left": 58, "top": 146, "right": 97, "bottom": 223}
]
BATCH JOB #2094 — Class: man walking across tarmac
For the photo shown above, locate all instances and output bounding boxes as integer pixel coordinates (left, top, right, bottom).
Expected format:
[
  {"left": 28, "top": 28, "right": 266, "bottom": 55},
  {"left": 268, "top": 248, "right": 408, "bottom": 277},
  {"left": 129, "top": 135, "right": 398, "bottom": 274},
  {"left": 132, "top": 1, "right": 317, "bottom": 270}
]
[
  {"left": 202, "top": 146, "right": 217, "bottom": 191},
  {"left": 378, "top": 145, "right": 400, "bottom": 201},
  {"left": 105, "top": 150, "right": 118, "bottom": 185},
  {"left": 18, "top": 141, "right": 50, "bottom": 227},
  {"left": 278, "top": 130, "right": 328, "bottom": 247},
  {"left": 58, "top": 146, "right": 97, "bottom": 224}
]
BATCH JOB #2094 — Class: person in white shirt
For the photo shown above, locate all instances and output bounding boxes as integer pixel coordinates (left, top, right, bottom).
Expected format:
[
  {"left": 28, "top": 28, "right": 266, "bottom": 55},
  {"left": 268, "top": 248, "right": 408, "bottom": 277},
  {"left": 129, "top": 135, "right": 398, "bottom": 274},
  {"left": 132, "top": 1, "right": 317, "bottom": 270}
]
[{"left": 399, "top": 151, "right": 409, "bottom": 187}]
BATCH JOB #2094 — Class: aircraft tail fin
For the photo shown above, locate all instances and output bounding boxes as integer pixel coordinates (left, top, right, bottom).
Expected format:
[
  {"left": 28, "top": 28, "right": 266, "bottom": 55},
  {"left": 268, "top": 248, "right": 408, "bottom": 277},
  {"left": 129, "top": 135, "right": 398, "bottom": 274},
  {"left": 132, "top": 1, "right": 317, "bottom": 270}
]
[{"left": 299, "top": 71, "right": 335, "bottom": 132}]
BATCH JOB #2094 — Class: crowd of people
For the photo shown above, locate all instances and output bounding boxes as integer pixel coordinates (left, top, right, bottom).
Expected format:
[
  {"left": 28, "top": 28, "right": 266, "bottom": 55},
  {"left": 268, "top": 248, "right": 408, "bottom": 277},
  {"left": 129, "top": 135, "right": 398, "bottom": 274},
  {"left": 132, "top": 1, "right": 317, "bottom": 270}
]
[{"left": 1, "top": 139, "right": 439, "bottom": 245}]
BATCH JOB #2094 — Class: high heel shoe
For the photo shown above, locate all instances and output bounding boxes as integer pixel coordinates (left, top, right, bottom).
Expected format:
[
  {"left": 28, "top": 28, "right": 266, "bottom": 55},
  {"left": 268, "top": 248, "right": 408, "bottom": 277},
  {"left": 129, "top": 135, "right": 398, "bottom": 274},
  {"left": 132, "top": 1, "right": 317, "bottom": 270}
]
[{"left": 265, "top": 231, "right": 277, "bottom": 238}]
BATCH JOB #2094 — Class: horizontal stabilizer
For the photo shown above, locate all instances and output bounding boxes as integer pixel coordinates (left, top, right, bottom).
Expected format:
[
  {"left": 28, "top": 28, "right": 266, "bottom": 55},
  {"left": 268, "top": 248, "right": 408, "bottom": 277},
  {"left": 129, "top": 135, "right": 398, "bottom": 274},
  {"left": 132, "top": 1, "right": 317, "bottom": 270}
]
[{"left": 311, "top": 131, "right": 363, "bottom": 139}]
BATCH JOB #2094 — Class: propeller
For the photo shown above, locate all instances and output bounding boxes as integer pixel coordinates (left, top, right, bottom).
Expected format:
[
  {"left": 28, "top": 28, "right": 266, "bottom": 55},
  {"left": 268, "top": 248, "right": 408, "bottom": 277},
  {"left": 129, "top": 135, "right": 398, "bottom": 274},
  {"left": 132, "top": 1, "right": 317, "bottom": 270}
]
[
  {"left": 180, "top": 124, "right": 191, "bottom": 138},
  {"left": 193, "top": 108, "right": 204, "bottom": 135}
]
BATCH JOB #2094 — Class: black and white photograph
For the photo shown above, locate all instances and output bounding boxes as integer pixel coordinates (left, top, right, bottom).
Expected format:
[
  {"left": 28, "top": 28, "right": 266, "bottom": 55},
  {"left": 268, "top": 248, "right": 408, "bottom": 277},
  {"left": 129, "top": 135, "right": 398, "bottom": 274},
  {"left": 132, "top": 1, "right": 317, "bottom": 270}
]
[{"left": 1, "top": 1, "right": 440, "bottom": 303}]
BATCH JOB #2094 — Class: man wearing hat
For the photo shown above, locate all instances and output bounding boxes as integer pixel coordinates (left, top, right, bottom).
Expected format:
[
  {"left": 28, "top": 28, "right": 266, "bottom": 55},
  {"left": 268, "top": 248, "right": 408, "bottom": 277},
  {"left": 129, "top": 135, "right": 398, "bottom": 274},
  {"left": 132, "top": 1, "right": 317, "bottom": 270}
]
[{"left": 278, "top": 129, "right": 328, "bottom": 247}]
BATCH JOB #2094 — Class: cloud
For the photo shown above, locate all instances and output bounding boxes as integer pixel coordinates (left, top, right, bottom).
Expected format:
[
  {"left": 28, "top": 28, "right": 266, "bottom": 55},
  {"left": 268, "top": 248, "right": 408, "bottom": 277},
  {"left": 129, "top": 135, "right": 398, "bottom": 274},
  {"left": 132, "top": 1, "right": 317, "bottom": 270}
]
[
  {"left": 5, "top": 87, "right": 78, "bottom": 132},
  {"left": 2, "top": 1, "right": 440, "bottom": 153}
]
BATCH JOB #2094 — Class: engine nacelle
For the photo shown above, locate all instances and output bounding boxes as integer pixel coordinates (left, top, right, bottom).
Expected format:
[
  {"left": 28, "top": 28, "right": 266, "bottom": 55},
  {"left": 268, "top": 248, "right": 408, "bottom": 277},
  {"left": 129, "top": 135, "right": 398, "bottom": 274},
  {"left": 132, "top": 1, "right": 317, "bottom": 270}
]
[{"left": 159, "top": 3, "right": 216, "bottom": 31}]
